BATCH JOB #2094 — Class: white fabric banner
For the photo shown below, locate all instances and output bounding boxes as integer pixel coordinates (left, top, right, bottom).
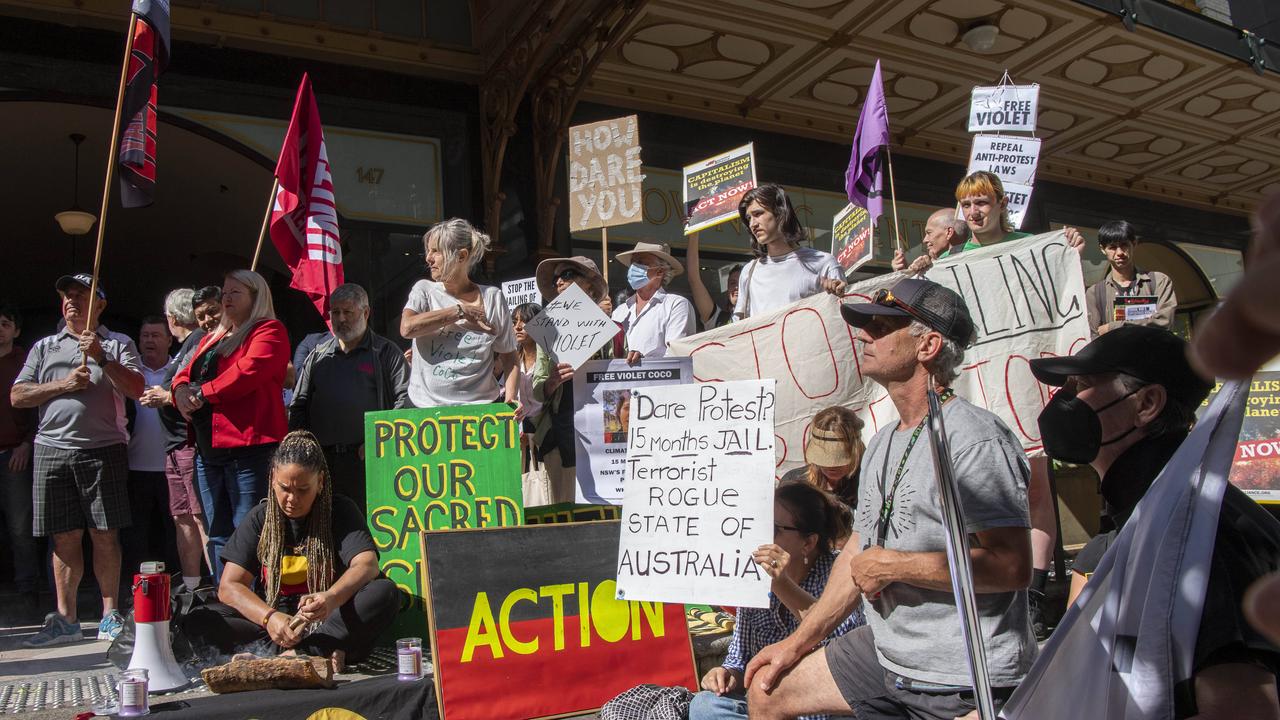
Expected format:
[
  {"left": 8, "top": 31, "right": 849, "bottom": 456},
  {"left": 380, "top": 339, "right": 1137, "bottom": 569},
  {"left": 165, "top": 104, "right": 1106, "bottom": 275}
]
[{"left": 667, "top": 232, "right": 1091, "bottom": 475}]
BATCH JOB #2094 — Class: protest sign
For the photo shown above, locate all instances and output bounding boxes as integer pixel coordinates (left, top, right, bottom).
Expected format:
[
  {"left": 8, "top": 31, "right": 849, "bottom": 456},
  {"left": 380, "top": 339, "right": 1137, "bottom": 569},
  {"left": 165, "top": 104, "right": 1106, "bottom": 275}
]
[
  {"left": 502, "top": 276, "right": 540, "bottom": 309},
  {"left": 683, "top": 143, "right": 756, "bottom": 235},
  {"left": 967, "top": 135, "right": 1041, "bottom": 186},
  {"left": 524, "top": 282, "right": 618, "bottom": 370},
  {"left": 572, "top": 357, "right": 695, "bottom": 504},
  {"left": 567, "top": 115, "right": 644, "bottom": 232},
  {"left": 668, "top": 232, "right": 1091, "bottom": 475},
  {"left": 1004, "top": 180, "right": 1033, "bottom": 229},
  {"left": 1201, "top": 372, "right": 1280, "bottom": 504},
  {"left": 968, "top": 84, "right": 1039, "bottom": 133},
  {"left": 421, "top": 521, "right": 697, "bottom": 720},
  {"left": 832, "top": 202, "right": 873, "bottom": 273},
  {"left": 615, "top": 379, "right": 776, "bottom": 608},
  {"left": 364, "top": 404, "right": 523, "bottom": 637}
]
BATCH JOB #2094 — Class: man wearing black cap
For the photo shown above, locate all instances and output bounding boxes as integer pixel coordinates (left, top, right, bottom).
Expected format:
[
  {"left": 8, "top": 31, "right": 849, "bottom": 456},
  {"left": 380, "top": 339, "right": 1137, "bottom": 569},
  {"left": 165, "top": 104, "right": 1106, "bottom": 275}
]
[
  {"left": 11, "top": 274, "right": 144, "bottom": 647},
  {"left": 745, "top": 277, "right": 1036, "bottom": 720},
  {"left": 1032, "top": 325, "right": 1280, "bottom": 719}
]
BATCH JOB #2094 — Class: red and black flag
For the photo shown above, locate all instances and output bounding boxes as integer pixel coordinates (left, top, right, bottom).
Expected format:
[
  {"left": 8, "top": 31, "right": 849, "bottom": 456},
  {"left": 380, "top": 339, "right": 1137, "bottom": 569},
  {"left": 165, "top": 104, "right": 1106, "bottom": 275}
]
[{"left": 118, "top": 0, "right": 170, "bottom": 208}]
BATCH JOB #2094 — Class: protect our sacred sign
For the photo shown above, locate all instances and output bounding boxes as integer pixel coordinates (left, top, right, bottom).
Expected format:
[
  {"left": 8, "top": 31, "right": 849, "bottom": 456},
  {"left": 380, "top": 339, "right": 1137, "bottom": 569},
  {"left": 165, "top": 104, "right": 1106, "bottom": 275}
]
[{"left": 968, "top": 84, "right": 1040, "bottom": 133}]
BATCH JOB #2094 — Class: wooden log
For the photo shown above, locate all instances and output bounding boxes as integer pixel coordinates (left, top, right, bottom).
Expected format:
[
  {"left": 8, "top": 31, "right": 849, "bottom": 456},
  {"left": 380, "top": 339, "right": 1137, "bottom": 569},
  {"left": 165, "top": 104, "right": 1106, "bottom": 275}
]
[{"left": 201, "top": 656, "right": 336, "bottom": 694}]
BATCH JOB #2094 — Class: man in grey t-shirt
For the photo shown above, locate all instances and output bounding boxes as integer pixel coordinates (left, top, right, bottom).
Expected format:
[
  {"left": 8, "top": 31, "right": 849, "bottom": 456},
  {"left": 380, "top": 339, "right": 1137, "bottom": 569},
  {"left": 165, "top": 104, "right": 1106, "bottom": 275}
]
[{"left": 742, "top": 278, "right": 1035, "bottom": 720}]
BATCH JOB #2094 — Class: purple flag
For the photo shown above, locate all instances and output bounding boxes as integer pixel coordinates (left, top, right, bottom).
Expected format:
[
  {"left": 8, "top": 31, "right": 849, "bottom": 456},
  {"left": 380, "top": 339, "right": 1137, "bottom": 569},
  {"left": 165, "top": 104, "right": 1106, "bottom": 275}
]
[{"left": 845, "top": 60, "right": 890, "bottom": 223}]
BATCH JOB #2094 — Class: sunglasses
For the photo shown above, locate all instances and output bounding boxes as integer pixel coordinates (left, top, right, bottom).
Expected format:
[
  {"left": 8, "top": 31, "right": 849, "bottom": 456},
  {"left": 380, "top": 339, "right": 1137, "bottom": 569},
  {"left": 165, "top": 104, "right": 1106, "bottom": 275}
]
[
  {"left": 555, "top": 268, "right": 583, "bottom": 283},
  {"left": 872, "top": 288, "right": 929, "bottom": 325}
]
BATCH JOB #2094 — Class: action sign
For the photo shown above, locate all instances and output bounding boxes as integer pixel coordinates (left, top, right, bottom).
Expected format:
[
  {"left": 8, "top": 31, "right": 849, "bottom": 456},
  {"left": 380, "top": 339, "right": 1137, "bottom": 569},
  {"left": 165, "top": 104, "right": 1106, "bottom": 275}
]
[
  {"left": 567, "top": 115, "right": 644, "bottom": 232},
  {"left": 968, "top": 84, "right": 1039, "bottom": 133},
  {"left": 684, "top": 143, "right": 757, "bottom": 235},
  {"left": 832, "top": 202, "right": 873, "bottom": 273},
  {"left": 615, "top": 379, "right": 776, "bottom": 608},
  {"left": 501, "top": 276, "right": 540, "bottom": 309},
  {"left": 524, "top": 282, "right": 618, "bottom": 370},
  {"left": 365, "top": 404, "right": 523, "bottom": 638},
  {"left": 967, "top": 135, "right": 1041, "bottom": 186},
  {"left": 421, "top": 521, "right": 697, "bottom": 720}
]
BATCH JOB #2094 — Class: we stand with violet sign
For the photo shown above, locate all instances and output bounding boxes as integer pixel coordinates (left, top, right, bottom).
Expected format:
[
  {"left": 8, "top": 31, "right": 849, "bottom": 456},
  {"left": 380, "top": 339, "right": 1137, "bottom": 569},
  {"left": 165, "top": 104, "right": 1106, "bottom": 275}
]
[{"left": 615, "top": 379, "right": 776, "bottom": 609}]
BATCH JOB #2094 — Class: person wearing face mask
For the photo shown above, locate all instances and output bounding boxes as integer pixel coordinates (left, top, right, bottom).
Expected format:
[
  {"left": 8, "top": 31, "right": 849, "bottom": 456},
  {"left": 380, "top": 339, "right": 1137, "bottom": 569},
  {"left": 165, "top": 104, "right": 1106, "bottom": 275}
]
[
  {"left": 612, "top": 241, "right": 695, "bottom": 365},
  {"left": 1031, "top": 325, "right": 1280, "bottom": 720}
]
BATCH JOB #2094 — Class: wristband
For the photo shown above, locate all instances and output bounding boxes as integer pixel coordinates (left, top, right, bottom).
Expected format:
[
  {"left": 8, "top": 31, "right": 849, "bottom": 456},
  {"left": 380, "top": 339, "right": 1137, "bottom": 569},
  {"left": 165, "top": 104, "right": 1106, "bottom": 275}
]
[{"left": 262, "top": 609, "right": 277, "bottom": 628}]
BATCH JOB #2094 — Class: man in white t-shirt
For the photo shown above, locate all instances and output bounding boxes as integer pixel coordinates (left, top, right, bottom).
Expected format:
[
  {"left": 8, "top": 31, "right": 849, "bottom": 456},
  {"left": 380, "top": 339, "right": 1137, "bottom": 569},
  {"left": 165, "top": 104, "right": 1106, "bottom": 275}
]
[
  {"left": 123, "top": 316, "right": 175, "bottom": 595},
  {"left": 612, "top": 241, "right": 695, "bottom": 363},
  {"left": 733, "top": 183, "right": 846, "bottom": 319}
]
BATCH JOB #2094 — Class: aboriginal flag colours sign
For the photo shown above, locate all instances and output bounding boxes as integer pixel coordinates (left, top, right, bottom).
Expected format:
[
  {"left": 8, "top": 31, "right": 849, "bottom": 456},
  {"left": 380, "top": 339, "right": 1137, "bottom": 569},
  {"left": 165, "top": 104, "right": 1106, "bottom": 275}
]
[
  {"left": 118, "top": 0, "right": 170, "bottom": 208},
  {"left": 422, "top": 522, "right": 696, "bottom": 720},
  {"left": 270, "top": 73, "right": 344, "bottom": 320}
]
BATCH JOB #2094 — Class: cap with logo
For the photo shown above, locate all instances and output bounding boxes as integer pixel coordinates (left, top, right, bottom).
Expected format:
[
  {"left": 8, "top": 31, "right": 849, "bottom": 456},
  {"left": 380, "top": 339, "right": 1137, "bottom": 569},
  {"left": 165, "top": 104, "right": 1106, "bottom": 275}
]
[
  {"left": 55, "top": 273, "right": 106, "bottom": 300},
  {"left": 840, "top": 277, "right": 976, "bottom": 347}
]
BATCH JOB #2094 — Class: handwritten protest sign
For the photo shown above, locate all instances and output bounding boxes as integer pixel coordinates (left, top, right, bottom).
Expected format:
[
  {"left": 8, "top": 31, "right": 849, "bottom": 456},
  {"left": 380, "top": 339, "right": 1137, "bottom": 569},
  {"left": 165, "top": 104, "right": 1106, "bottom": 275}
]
[
  {"left": 573, "top": 357, "right": 694, "bottom": 504},
  {"left": 832, "top": 202, "right": 873, "bottom": 273},
  {"left": 568, "top": 115, "right": 644, "bottom": 232},
  {"left": 668, "top": 232, "right": 1090, "bottom": 475},
  {"left": 968, "top": 135, "right": 1041, "bottom": 186},
  {"left": 422, "top": 521, "right": 696, "bottom": 720},
  {"left": 615, "top": 379, "right": 776, "bottom": 608},
  {"left": 683, "top": 143, "right": 756, "bottom": 235},
  {"left": 524, "top": 283, "right": 618, "bottom": 369},
  {"left": 364, "top": 404, "right": 523, "bottom": 637},
  {"left": 968, "top": 84, "right": 1039, "bottom": 133},
  {"left": 502, "top": 276, "right": 540, "bottom": 309}
]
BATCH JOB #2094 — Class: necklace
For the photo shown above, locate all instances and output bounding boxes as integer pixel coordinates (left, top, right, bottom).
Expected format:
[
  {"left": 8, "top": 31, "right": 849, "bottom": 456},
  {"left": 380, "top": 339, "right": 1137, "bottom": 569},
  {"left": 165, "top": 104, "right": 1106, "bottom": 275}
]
[{"left": 875, "top": 388, "right": 954, "bottom": 546}]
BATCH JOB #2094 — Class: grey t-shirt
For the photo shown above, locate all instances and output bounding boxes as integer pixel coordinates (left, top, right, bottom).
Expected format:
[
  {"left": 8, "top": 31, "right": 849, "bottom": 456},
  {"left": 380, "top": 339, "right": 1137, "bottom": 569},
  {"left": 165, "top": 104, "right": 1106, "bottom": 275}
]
[
  {"left": 853, "top": 397, "right": 1035, "bottom": 687},
  {"left": 16, "top": 328, "right": 142, "bottom": 450}
]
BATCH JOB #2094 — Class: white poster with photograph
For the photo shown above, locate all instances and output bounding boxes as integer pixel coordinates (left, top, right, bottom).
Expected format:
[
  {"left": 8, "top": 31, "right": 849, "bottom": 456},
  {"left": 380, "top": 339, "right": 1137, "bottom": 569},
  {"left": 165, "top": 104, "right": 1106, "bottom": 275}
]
[
  {"left": 968, "top": 84, "right": 1040, "bottom": 133},
  {"left": 967, "top": 135, "right": 1041, "bottom": 186},
  {"left": 573, "top": 358, "right": 694, "bottom": 505},
  {"left": 615, "top": 379, "right": 776, "bottom": 608},
  {"left": 501, "top": 276, "right": 540, "bottom": 310},
  {"left": 524, "top": 283, "right": 618, "bottom": 370}
]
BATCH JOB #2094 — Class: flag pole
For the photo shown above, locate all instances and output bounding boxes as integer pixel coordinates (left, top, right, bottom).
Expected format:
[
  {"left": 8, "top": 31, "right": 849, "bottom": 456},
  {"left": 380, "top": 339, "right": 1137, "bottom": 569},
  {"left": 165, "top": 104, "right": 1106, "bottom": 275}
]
[
  {"left": 251, "top": 178, "right": 280, "bottom": 272},
  {"left": 601, "top": 227, "right": 609, "bottom": 286},
  {"left": 82, "top": 11, "right": 139, "bottom": 365},
  {"left": 885, "top": 144, "right": 904, "bottom": 252}
]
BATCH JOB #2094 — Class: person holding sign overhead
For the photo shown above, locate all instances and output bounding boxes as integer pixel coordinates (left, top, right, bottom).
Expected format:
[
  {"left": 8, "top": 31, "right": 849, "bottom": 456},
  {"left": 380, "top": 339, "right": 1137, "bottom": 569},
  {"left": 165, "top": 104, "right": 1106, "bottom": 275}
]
[
  {"left": 613, "top": 241, "right": 695, "bottom": 363},
  {"left": 733, "top": 184, "right": 846, "bottom": 320},
  {"left": 1084, "top": 220, "right": 1177, "bottom": 338},
  {"left": 399, "top": 218, "right": 519, "bottom": 409}
]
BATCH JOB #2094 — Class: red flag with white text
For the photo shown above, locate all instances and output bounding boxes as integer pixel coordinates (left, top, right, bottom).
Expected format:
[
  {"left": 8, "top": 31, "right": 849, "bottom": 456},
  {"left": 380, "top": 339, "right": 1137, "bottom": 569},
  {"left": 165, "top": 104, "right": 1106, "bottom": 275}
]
[{"left": 269, "top": 73, "right": 344, "bottom": 320}]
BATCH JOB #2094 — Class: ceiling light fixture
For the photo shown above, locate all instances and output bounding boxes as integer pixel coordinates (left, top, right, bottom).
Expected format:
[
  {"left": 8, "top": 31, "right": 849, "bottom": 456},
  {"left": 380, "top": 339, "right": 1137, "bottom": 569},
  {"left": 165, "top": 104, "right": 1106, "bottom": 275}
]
[
  {"left": 962, "top": 24, "right": 1000, "bottom": 53},
  {"left": 54, "top": 133, "right": 97, "bottom": 236}
]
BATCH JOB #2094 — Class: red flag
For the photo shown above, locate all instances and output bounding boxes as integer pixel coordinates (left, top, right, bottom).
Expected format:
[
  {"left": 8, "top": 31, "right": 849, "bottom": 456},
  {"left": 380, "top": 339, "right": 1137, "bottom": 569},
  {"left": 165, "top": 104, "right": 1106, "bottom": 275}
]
[
  {"left": 269, "top": 73, "right": 344, "bottom": 321},
  {"left": 118, "top": 0, "right": 171, "bottom": 208}
]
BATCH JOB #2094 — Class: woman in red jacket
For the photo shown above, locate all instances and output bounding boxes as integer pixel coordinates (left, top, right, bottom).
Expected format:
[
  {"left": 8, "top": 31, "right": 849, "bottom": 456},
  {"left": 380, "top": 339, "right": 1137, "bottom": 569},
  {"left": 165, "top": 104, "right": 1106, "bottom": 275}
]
[{"left": 173, "top": 269, "right": 288, "bottom": 581}]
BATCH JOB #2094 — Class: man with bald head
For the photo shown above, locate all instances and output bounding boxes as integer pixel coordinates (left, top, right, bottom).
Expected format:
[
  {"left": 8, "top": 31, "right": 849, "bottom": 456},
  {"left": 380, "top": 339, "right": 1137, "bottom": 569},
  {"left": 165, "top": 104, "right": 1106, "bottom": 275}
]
[{"left": 892, "top": 208, "right": 973, "bottom": 275}]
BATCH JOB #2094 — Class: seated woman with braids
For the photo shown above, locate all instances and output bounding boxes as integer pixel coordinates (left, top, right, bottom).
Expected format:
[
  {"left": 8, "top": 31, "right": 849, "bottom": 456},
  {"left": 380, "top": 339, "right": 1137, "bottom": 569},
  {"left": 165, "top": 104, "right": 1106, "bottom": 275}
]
[{"left": 186, "top": 430, "right": 401, "bottom": 673}]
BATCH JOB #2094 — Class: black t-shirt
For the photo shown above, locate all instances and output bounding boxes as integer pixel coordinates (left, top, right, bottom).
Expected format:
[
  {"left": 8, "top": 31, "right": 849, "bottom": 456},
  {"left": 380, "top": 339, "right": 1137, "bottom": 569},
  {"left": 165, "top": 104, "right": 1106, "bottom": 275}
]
[
  {"left": 220, "top": 495, "right": 377, "bottom": 612},
  {"left": 159, "top": 329, "right": 205, "bottom": 452}
]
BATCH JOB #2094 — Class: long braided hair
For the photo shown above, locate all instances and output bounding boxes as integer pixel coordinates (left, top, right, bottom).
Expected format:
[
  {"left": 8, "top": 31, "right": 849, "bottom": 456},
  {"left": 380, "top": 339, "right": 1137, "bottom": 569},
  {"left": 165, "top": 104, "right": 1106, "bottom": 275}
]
[{"left": 257, "top": 430, "right": 336, "bottom": 607}]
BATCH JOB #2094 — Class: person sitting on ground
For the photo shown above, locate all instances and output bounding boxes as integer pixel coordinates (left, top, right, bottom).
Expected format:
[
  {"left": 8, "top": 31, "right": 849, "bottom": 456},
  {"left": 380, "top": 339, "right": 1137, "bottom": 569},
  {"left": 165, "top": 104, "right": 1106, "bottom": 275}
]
[
  {"left": 891, "top": 208, "right": 972, "bottom": 275},
  {"left": 613, "top": 240, "right": 695, "bottom": 363},
  {"left": 686, "top": 231, "right": 741, "bottom": 329},
  {"left": 185, "top": 430, "right": 400, "bottom": 673},
  {"left": 781, "top": 406, "right": 864, "bottom": 545},
  {"left": 689, "top": 481, "right": 863, "bottom": 720},
  {"left": 1084, "top": 220, "right": 1177, "bottom": 338}
]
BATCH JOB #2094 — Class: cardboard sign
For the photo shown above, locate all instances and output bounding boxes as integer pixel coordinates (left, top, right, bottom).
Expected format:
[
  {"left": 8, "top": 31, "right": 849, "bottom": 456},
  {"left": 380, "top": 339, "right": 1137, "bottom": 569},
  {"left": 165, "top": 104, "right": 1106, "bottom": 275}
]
[
  {"left": 568, "top": 115, "right": 644, "bottom": 232},
  {"left": 668, "top": 232, "right": 1091, "bottom": 474},
  {"left": 421, "top": 521, "right": 697, "bottom": 720},
  {"left": 832, "top": 202, "right": 874, "bottom": 273},
  {"left": 502, "top": 276, "right": 541, "bottom": 309},
  {"left": 364, "top": 404, "right": 523, "bottom": 637},
  {"left": 1004, "top": 180, "right": 1034, "bottom": 229},
  {"left": 615, "top": 379, "right": 776, "bottom": 608},
  {"left": 1201, "top": 372, "right": 1280, "bottom": 504},
  {"left": 572, "top": 358, "right": 695, "bottom": 505},
  {"left": 968, "top": 84, "right": 1040, "bottom": 133},
  {"left": 683, "top": 143, "right": 757, "bottom": 235},
  {"left": 524, "top": 283, "right": 618, "bottom": 370},
  {"left": 967, "top": 135, "right": 1041, "bottom": 186}
]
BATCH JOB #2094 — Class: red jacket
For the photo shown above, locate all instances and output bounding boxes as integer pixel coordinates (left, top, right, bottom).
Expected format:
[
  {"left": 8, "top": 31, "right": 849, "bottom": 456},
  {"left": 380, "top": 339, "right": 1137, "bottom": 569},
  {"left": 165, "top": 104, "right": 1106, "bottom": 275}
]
[{"left": 172, "top": 319, "right": 289, "bottom": 449}]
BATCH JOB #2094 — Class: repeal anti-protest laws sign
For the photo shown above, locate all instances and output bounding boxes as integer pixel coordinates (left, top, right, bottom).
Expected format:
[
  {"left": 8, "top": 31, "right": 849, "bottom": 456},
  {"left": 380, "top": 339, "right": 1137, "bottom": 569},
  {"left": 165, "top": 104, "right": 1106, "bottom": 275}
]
[
  {"left": 684, "top": 143, "right": 757, "bottom": 234},
  {"left": 968, "top": 135, "right": 1040, "bottom": 186},
  {"left": 615, "top": 379, "right": 776, "bottom": 608},
  {"left": 966, "top": 80, "right": 1041, "bottom": 230},
  {"left": 365, "top": 404, "right": 523, "bottom": 637},
  {"left": 832, "top": 202, "right": 874, "bottom": 273},
  {"left": 567, "top": 115, "right": 644, "bottom": 232},
  {"left": 421, "top": 521, "right": 697, "bottom": 720},
  {"left": 573, "top": 357, "right": 694, "bottom": 505},
  {"left": 524, "top": 282, "right": 619, "bottom": 370}
]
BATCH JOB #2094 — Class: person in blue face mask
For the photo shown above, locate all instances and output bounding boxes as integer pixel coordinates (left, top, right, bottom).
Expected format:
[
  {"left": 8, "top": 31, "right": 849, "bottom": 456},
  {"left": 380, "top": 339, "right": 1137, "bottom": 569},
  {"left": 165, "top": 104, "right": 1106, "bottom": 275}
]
[{"left": 612, "top": 241, "right": 696, "bottom": 365}]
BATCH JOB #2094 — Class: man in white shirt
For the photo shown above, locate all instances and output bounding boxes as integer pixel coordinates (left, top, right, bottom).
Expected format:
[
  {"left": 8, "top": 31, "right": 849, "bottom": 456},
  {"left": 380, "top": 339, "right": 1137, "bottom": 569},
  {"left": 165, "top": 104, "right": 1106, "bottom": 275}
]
[
  {"left": 123, "top": 316, "right": 176, "bottom": 591},
  {"left": 733, "top": 183, "right": 846, "bottom": 319},
  {"left": 612, "top": 241, "right": 695, "bottom": 363}
]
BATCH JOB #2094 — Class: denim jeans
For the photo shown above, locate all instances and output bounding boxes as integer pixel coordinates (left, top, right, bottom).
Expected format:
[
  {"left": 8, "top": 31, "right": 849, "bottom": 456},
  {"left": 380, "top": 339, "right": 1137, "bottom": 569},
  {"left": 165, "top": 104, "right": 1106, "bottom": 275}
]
[
  {"left": 689, "top": 690, "right": 748, "bottom": 720},
  {"left": 0, "top": 448, "right": 38, "bottom": 593},
  {"left": 194, "top": 443, "right": 274, "bottom": 581}
]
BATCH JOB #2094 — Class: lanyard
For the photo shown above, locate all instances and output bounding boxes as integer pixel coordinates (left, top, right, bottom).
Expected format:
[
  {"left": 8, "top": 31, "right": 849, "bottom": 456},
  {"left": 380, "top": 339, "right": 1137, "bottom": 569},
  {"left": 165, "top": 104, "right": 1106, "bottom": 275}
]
[{"left": 875, "top": 388, "right": 953, "bottom": 546}]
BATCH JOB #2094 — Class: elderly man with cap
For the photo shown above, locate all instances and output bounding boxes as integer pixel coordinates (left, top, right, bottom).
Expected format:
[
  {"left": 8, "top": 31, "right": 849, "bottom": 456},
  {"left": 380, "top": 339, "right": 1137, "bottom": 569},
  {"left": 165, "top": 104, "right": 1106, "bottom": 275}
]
[
  {"left": 613, "top": 240, "right": 695, "bottom": 364},
  {"left": 12, "top": 274, "right": 145, "bottom": 647},
  {"left": 1030, "top": 326, "right": 1280, "bottom": 720},
  {"left": 743, "top": 277, "right": 1036, "bottom": 720}
]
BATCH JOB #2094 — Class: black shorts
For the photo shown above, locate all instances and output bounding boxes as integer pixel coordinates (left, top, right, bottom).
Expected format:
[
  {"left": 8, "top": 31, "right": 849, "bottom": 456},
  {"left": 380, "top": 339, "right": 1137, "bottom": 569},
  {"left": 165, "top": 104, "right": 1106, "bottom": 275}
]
[{"left": 33, "top": 443, "right": 131, "bottom": 536}]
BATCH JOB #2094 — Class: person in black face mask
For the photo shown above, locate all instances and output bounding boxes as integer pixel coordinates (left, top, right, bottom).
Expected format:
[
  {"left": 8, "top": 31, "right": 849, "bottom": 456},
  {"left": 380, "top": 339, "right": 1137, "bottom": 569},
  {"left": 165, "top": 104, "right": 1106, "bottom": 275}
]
[{"left": 1031, "top": 325, "right": 1280, "bottom": 720}]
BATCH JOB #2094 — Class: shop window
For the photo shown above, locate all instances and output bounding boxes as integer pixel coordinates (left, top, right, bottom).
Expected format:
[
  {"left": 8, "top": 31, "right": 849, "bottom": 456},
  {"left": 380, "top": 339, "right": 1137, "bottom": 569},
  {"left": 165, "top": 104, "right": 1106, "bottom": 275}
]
[{"left": 1174, "top": 242, "right": 1244, "bottom": 298}]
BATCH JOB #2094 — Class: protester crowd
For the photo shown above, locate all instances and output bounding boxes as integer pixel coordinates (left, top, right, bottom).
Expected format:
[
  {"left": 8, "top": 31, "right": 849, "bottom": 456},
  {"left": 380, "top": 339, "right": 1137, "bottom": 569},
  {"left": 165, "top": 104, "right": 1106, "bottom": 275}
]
[{"left": 3, "top": 170, "right": 1278, "bottom": 718}]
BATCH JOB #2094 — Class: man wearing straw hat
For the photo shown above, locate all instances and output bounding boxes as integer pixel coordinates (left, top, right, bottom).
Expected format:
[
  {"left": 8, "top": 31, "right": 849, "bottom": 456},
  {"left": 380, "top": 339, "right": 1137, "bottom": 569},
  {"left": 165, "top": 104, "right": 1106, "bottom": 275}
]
[{"left": 613, "top": 240, "right": 695, "bottom": 364}]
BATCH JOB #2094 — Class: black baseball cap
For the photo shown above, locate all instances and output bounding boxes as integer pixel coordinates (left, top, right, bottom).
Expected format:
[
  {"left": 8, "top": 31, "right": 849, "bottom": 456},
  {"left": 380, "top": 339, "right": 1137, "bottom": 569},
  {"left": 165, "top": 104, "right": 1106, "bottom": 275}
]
[
  {"left": 1029, "top": 325, "right": 1212, "bottom": 409},
  {"left": 840, "top": 277, "right": 977, "bottom": 347},
  {"left": 56, "top": 273, "right": 106, "bottom": 299}
]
